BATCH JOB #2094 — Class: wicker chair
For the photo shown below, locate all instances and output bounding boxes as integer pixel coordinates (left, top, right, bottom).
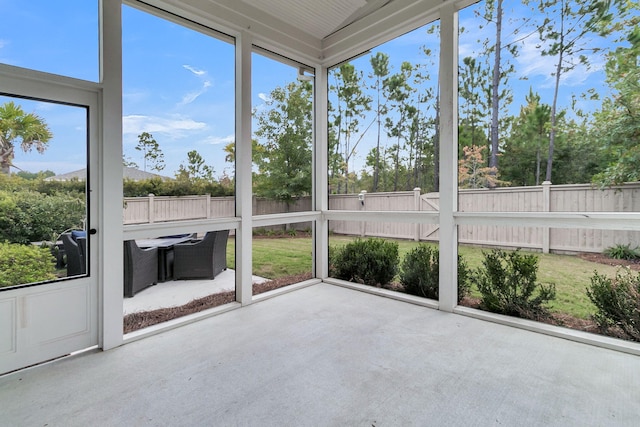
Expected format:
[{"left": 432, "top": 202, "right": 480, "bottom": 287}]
[
  {"left": 173, "top": 230, "right": 229, "bottom": 280},
  {"left": 123, "top": 240, "right": 158, "bottom": 297},
  {"left": 61, "top": 232, "right": 87, "bottom": 277}
]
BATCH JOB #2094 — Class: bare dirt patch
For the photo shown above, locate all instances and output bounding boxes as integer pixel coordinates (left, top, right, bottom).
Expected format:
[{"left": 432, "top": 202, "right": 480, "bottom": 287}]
[{"left": 123, "top": 272, "right": 313, "bottom": 333}]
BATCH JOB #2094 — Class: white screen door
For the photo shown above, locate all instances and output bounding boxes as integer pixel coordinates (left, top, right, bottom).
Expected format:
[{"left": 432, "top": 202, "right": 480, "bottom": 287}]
[{"left": 0, "top": 72, "right": 99, "bottom": 374}]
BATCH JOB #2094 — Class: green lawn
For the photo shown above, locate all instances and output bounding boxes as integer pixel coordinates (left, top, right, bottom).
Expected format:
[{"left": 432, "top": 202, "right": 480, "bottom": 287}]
[
  {"left": 229, "top": 235, "right": 624, "bottom": 320},
  {"left": 227, "top": 236, "right": 313, "bottom": 279}
]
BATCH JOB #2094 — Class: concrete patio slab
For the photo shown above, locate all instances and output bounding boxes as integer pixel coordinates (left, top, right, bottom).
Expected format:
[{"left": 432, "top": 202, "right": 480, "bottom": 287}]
[
  {"left": 123, "top": 269, "right": 268, "bottom": 314},
  {"left": 2, "top": 283, "right": 639, "bottom": 426}
]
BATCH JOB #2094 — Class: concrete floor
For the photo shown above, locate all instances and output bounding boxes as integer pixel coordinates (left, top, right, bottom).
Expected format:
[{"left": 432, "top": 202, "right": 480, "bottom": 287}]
[{"left": 2, "top": 283, "right": 639, "bottom": 426}]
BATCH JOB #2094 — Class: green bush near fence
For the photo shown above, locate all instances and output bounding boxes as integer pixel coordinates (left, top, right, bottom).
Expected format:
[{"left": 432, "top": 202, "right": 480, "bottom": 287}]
[
  {"left": 0, "top": 242, "right": 57, "bottom": 288},
  {"left": 587, "top": 269, "right": 640, "bottom": 342},
  {"left": 603, "top": 244, "right": 640, "bottom": 261},
  {"left": 400, "top": 244, "right": 471, "bottom": 302},
  {"left": 330, "top": 238, "right": 399, "bottom": 287},
  {"left": 474, "top": 249, "right": 557, "bottom": 320}
]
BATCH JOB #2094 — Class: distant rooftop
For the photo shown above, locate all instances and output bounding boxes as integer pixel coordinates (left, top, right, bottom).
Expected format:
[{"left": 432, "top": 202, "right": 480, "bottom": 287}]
[{"left": 46, "top": 167, "right": 172, "bottom": 182}]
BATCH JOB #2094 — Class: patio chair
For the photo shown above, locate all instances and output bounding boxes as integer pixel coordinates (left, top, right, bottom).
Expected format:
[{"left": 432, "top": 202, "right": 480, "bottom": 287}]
[
  {"left": 123, "top": 240, "right": 159, "bottom": 298},
  {"left": 61, "top": 232, "right": 87, "bottom": 277},
  {"left": 172, "top": 230, "right": 229, "bottom": 280}
]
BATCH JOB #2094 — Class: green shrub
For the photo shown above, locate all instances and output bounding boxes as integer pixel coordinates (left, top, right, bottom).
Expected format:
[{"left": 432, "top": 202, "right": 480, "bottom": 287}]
[
  {"left": 330, "top": 238, "right": 399, "bottom": 287},
  {"left": 587, "top": 269, "right": 640, "bottom": 341},
  {"left": 0, "top": 190, "right": 85, "bottom": 243},
  {"left": 399, "top": 245, "right": 471, "bottom": 302},
  {"left": 0, "top": 243, "right": 57, "bottom": 287},
  {"left": 474, "top": 249, "right": 556, "bottom": 320},
  {"left": 603, "top": 244, "right": 640, "bottom": 260}
]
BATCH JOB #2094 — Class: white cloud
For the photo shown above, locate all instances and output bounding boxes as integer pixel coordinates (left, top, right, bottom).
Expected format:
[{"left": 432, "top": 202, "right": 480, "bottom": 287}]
[
  {"left": 183, "top": 64, "right": 206, "bottom": 76},
  {"left": 179, "top": 84, "right": 209, "bottom": 106},
  {"left": 178, "top": 65, "right": 212, "bottom": 106},
  {"left": 122, "top": 114, "right": 207, "bottom": 138},
  {"left": 0, "top": 39, "right": 8, "bottom": 48},
  {"left": 258, "top": 93, "right": 271, "bottom": 103},
  {"left": 202, "top": 134, "right": 235, "bottom": 145},
  {"left": 516, "top": 36, "right": 604, "bottom": 89},
  {"left": 123, "top": 90, "right": 149, "bottom": 104}
]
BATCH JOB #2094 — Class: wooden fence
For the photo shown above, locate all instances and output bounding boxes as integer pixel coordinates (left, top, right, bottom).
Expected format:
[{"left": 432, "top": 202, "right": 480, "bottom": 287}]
[
  {"left": 123, "top": 195, "right": 312, "bottom": 230},
  {"left": 124, "top": 182, "right": 640, "bottom": 253}
]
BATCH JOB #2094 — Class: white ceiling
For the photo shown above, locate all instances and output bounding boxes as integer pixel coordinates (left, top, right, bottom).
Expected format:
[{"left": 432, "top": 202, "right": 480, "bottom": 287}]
[
  {"left": 142, "top": 0, "right": 459, "bottom": 65},
  {"left": 243, "top": 0, "right": 391, "bottom": 39}
]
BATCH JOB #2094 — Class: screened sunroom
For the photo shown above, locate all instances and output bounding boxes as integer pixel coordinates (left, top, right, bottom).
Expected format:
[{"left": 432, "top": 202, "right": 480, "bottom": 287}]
[{"left": 1, "top": 0, "right": 639, "bottom": 423}]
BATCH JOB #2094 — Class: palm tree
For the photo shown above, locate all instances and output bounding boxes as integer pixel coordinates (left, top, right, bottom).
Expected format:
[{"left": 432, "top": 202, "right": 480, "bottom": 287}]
[{"left": 0, "top": 101, "right": 53, "bottom": 174}]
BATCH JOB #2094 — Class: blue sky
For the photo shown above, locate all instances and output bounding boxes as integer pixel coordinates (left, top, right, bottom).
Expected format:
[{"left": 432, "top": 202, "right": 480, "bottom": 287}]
[{"left": 1, "top": 1, "right": 623, "bottom": 178}]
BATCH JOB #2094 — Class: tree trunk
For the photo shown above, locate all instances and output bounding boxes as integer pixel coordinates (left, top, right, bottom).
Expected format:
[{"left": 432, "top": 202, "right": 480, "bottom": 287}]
[
  {"left": 373, "top": 84, "right": 381, "bottom": 192},
  {"left": 489, "top": 0, "right": 503, "bottom": 178},
  {"left": 546, "top": 5, "right": 565, "bottom": 183}
]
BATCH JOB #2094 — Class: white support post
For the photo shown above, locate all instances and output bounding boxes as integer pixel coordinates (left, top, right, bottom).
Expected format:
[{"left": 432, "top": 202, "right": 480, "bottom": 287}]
[
  {"left": 438, "top": 4, "right": 459, "bottom": 313},
  {"left": 314, "top": 66, "right": 329, "bottom": 279},
  {"left": 235, "top": 32, "right": 253, "bottom": 305},
  {"left": 100, "top": 0, "right": 124, "bottom": 349}
]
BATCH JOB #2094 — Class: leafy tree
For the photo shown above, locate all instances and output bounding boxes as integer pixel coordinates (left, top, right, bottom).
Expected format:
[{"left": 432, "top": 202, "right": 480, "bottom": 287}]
[
  {"left": 369, "top": 52, "right": 390, "bottom": 192},
  {"left": 384, "top": 62, "right": 416, "bottom": 191},
  {"left": 458, "top": 145, "right": 508, "bottom": 189},
  {"left": 501, "top": 89, "right": 552, "bottom": 186},
  {"left": 592, "top": 26, "right": 640, "bottom": 186},
  {"left": 135, "top": 132, "right": 165, "bottom": 172},
  {"left": 252, "top": 80, "right": 313, "bottom": 202},
  {"left": 16, "top": 170, "right": 55, "bottom": 180},
  {"left": 329, "top": 63, "right": 371, "bottom": 193},
  {"left": 176, "top": 150, "right": 215, "bottom": 184},
  {"left": 488, "top": 0, "right": 505, "bottom": 174},
  {"left": 410, "top": 44, "right": 440, "bottom": 192},
  {"left": 475, "top": 0, "right": 520, "bottom": 179},
  {"left": 0, "top": 101, "right": 53, "bottom": 174},
  {"left": 527, "top": 0, "right": 613, "bottom": 183},
  {"left": 122, "top": 155, "right": 139, "bottom": 169},
  {"left": 459, "top": 56, "right": 490, "bottom": 150}
]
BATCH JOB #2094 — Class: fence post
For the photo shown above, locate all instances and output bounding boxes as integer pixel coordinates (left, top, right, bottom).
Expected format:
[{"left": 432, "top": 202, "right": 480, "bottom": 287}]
[
  {"left": 206, "top": 194, "right": 211, "bottom": 219},
  {"left": 359, "top": 190, "right": 367, "bottom": 237},
  {"left": 147, "top": 194, "right": 155, "bottom": 224},
  {"left": 413, "top": 187, "right": 421, "bottom": 241},
  {"left": 542, "top": 181, "right": 551, "bottom": 253}
]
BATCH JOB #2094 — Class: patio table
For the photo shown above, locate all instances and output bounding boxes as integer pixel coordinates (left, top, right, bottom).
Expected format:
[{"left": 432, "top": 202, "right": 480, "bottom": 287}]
[{"left": 136, "top": 236, "right": 193, "bottom": 282}]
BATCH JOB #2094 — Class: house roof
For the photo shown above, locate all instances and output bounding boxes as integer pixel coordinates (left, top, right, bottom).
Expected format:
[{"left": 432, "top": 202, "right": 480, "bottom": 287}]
[{"left": 46, "top": 167, "right": 172, "bottom": 182}]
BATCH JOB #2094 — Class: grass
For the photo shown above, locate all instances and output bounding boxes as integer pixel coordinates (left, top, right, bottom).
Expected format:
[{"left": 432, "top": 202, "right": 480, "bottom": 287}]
[
  {"left": 230, "top": 234, "right": 626, "bottom": 321},
  {"left": 226, "top": 235, "right": 313, "bottom": 279}
]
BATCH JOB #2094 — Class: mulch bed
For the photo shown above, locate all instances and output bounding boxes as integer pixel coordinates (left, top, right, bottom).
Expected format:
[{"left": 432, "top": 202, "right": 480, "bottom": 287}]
[
  {"left": 123, "top": 272, "right": 313, "bottom": 334},
  {"left": 578, "top": 252, "right": 640, "bottom": 271},
  {"left": 458, "top": 296, "right": 600, "bottom": 334}
]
